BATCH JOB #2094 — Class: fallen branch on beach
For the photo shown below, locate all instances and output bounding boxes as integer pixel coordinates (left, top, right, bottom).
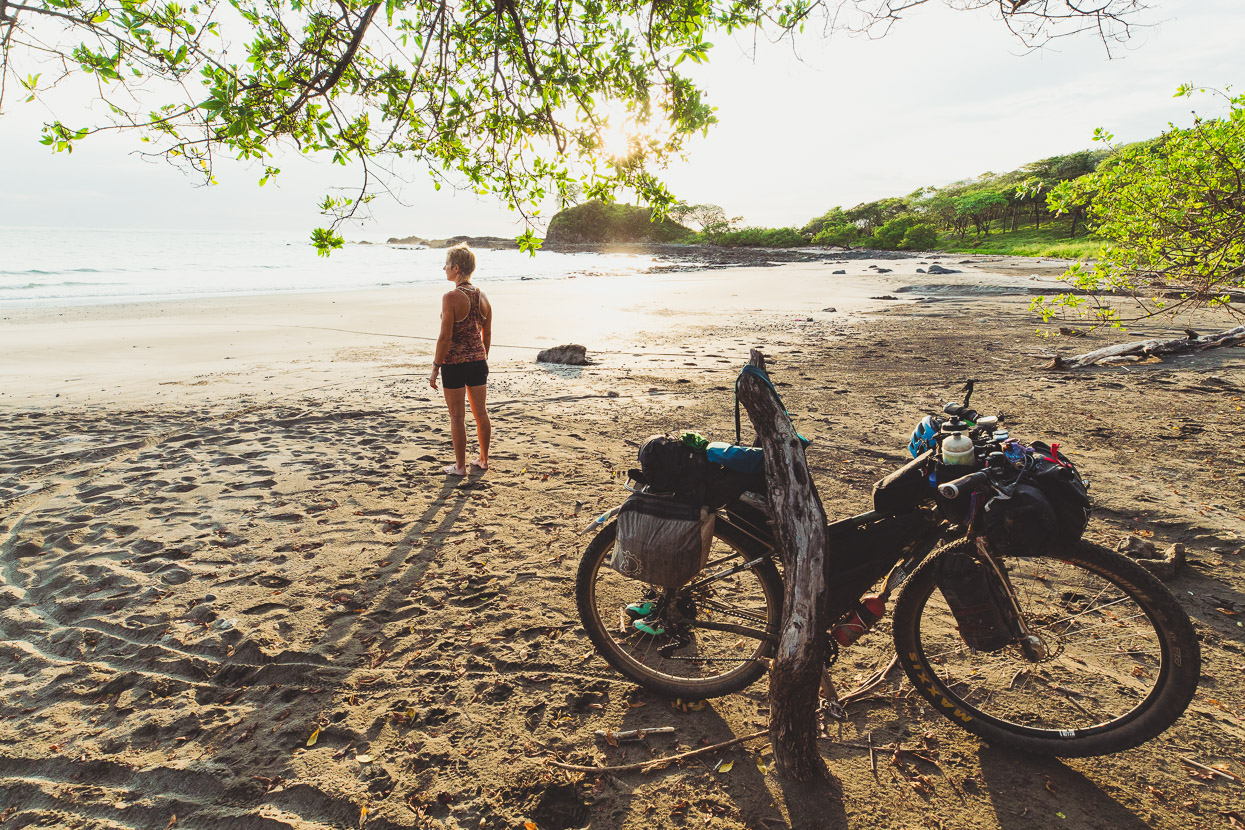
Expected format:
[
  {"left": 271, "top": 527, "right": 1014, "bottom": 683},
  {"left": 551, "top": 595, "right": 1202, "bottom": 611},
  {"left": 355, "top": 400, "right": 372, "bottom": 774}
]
[
  {"left": 548, "top": 661, "right": 917, "bottom": 775},
  {"left": 1046, "top": 324, "right": 1245, "bottom": 369},
  {"left": 547, "top": 729, "right": 770, "bottom": 774},
  {"left": 594, "top": 726, "right": 676, "bottom": 742}
]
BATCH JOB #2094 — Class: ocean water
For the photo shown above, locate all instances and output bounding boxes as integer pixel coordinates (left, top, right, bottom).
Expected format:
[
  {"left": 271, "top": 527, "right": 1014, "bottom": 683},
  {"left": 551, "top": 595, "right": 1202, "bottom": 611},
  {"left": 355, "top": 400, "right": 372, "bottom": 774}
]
[{"left": 0, "top": 227, "right": 661, "bottom": 307}]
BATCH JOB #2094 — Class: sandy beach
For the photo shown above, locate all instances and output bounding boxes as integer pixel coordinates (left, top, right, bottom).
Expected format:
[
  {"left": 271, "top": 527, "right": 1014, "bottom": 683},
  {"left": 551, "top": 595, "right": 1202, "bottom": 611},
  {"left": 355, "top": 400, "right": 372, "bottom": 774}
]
[{"left": 2, "top": 253, "right": 1243, "bottom": 830}]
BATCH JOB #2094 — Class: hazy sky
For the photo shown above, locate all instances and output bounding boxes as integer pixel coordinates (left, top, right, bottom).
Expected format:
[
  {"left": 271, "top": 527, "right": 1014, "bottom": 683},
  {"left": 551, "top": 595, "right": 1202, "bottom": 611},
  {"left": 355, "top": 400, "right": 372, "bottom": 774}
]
[{"left": 0, "top": 0, "right": 1239, "bottom": 240}]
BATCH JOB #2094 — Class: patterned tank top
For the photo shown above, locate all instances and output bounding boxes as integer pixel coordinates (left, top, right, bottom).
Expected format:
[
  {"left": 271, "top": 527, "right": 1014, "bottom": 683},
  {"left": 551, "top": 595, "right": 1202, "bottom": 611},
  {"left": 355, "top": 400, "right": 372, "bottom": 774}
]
[{"left": 445, "top": 284, "right": 487, "bottom": 364}]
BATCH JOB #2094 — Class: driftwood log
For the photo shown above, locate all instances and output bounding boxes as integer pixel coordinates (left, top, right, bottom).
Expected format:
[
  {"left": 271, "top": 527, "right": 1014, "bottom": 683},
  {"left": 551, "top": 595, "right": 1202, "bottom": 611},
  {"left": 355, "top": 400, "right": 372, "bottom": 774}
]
[
  {"left": 735, "top": 348, "right": 830, "bottom": 781},
  {"left": 1047, "top": 324, "right": 1245, "bottom": 369}
]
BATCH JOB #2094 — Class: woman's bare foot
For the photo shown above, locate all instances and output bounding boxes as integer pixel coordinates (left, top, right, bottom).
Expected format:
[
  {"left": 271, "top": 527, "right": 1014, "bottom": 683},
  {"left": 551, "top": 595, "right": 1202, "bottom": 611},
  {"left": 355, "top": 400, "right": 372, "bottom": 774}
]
[
  {"left": 443, "top": 464, "right": 467, "bottom": 476},
  {"left": 470, "top": 458, "right": 489, "bottom": 471}
]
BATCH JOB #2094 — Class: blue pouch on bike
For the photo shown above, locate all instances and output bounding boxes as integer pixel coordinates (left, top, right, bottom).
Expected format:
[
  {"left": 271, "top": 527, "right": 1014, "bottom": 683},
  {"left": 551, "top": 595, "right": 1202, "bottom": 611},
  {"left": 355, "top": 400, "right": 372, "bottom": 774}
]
[{"left": 706, "top": 442, "right": 765, "bottom": 475}]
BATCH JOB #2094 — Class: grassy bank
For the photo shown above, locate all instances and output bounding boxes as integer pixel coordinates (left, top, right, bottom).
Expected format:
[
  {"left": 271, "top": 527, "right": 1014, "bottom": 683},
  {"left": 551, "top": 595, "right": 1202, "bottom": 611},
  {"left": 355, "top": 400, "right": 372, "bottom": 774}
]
[{"left": 935, "top": 223, "right": 1102, "bottom": 258}]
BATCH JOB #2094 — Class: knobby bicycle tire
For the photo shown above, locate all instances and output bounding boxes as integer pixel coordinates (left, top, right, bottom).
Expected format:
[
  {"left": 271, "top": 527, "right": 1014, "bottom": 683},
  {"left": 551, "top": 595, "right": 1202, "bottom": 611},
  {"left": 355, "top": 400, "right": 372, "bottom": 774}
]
[
  {"left": 576, "top": 520, "right": 783, "bottom": 699},
  {"left": 893, "top": 539, "right": 1200, "bottom": 756}
]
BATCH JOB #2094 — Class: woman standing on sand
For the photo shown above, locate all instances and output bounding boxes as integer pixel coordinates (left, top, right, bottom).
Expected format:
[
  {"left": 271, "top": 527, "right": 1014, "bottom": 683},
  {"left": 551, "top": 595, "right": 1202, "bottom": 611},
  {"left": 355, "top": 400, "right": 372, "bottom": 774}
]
[{"left": 429, "top": 244, "right": 492, "bottom": 476}]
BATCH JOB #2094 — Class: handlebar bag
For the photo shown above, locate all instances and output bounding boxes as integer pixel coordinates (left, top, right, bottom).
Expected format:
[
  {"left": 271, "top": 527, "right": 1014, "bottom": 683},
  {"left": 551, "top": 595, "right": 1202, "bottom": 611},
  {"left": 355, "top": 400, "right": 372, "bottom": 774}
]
[
  {"left": 983, "top": 483, "right": 1060, "bottom": 558},
  {"left": 609, "top": 493, "right": 715, "bottom": 588}
]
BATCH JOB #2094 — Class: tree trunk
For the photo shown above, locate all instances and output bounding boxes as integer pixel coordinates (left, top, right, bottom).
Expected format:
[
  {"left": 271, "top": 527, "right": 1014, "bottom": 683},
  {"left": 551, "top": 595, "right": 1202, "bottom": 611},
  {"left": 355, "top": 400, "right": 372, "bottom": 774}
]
[
  {"left": 735, "top": 349, "right": 829, "bottom": 782},
  {"left": 1046, "top": 325, "right": 1245, "bottom": 369}
]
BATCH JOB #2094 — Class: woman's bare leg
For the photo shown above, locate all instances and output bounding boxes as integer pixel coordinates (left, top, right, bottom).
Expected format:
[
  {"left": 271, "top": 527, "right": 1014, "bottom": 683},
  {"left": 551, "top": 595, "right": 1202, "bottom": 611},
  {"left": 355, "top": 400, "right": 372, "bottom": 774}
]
[
  {"left": 442, "top": 386, "right": 468, "bottom": 474},
  {"left": 465, "top": 383, "right": 490, "bottom": 468}
]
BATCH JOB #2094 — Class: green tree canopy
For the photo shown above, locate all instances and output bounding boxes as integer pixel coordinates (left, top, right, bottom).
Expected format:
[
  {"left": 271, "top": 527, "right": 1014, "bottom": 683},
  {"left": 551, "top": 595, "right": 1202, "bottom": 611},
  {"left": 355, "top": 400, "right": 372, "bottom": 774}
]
[
  {"left": 0, "top": 0, "right": 1151, "bottom": 252},
  {"left": 671, "top": 202, "right": 739, "bottom": 236},
  {"left": 954, "top": 189, "right": 1007, "bottom": 237},
  {"left": 1040, "top": 86, "right": 1245, "bottom": 327}
]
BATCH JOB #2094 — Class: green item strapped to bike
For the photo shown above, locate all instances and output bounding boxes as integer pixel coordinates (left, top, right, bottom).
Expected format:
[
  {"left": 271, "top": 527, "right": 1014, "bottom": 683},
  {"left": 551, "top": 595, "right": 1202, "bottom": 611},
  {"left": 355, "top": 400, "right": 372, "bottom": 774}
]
[{"left": 679, "top": 431, "right": 709, "bottom": 453}]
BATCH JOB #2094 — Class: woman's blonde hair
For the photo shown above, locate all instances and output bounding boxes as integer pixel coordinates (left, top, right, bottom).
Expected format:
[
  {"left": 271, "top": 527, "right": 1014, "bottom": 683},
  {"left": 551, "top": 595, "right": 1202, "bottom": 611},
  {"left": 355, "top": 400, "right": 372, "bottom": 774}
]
[{"left": 446, "top": 243, "right": 476, "bottom": 277}]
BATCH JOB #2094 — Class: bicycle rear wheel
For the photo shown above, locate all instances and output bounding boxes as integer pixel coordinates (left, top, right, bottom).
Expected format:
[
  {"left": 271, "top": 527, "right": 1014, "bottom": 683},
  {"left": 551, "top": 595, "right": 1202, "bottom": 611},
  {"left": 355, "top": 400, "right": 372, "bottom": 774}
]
[
  {"left": 893, "top": 539, "right": 1199, "bottom": 757},
  {"left": 576, "top": 520, "right": 782, "bottom": 699}
]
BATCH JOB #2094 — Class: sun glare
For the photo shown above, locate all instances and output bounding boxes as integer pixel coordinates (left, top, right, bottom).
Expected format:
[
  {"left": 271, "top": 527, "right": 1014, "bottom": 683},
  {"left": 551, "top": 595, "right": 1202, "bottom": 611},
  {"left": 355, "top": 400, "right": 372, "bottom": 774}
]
[
  {"left": 597, "top": 116, "right": 646, "bottom": 162},
  {"left": 590, "top": 102, "right": 670, "bottom": 164}
]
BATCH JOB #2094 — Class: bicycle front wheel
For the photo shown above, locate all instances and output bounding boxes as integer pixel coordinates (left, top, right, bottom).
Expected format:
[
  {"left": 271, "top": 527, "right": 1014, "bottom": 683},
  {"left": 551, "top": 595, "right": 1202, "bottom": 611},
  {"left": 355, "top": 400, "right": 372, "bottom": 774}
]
[
  {"left": 893, "top": 540, "right": 1200, "bottom": 757},
  {"left": 576, "top": 520, "right": 782, "bottom": 699}
]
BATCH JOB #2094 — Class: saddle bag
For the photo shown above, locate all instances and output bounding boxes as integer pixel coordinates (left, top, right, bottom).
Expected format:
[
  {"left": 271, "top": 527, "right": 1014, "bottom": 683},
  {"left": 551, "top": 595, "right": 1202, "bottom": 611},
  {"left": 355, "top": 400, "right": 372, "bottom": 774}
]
[{"left": 610, "top": 493, "right": 715, "bottom": 588}]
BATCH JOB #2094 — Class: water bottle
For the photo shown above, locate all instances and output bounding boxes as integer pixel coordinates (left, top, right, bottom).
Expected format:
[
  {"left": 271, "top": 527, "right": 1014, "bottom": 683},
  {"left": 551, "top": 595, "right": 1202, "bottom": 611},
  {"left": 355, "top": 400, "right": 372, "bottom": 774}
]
[
  {"left": 832, "top": 595, "right": 886, "bottom": 647},
  {"left": 941, "top": 430, "right": 975, "bottom": 465}
]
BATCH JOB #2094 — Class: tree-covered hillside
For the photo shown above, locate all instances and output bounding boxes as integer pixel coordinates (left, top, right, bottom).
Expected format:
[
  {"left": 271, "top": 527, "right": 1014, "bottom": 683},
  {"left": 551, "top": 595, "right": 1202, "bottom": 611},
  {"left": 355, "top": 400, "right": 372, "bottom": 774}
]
[
  {"left": 546, "top": 201, "right": 690, "bottom": 244},
  {"left": 800, "top": 146, "right": 1127, "bottom": 253}
]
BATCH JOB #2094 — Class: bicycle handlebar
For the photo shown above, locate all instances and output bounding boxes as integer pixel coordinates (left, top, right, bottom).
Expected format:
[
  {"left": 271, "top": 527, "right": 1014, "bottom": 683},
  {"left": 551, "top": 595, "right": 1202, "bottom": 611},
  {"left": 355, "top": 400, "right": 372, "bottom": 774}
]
[{"left": 938, "top": 469, "right": 992, "bottom": 500}]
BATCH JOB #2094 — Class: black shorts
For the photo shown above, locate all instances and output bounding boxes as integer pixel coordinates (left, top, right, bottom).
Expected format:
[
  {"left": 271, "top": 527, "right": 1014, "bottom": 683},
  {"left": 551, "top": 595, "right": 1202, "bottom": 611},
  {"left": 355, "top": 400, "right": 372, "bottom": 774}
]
[{"left": 441, "top": 359, "right": 488, "bottom": 390}]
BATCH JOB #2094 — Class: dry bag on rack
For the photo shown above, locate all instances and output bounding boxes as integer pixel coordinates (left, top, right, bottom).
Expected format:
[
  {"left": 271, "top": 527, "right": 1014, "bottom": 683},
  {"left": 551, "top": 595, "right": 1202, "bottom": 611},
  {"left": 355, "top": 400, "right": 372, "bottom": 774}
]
[
  {"left": 637, "top": 434, "right": 710, "bottom": 505},
  {"left": 1027, "top": 441, "right": 1091, "bottom": 544},
  {"left": 609, "top": 493, "right": 715, "bottom": 588}
]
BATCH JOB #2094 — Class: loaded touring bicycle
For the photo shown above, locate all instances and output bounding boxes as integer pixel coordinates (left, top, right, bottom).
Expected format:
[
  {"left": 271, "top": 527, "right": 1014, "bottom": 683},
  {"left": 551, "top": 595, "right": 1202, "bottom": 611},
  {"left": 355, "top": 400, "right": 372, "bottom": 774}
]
[{"left": 575, "top": 367, "right": 1199, "bottom": 757}]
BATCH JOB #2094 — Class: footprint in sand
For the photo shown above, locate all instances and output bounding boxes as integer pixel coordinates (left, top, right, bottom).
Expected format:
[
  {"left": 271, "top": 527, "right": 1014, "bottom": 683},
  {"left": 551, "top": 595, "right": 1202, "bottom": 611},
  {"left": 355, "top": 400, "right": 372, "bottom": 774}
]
[{"left": 158, "top": 566, "right": 192, "bottom": 585}]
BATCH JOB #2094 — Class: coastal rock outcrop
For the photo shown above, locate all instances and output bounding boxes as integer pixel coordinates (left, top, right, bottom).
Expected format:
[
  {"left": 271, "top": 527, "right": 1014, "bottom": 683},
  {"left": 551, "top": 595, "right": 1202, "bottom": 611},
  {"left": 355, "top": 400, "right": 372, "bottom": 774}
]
[{"left": 385, "top": 234, "right": 520, "bottom": 249}]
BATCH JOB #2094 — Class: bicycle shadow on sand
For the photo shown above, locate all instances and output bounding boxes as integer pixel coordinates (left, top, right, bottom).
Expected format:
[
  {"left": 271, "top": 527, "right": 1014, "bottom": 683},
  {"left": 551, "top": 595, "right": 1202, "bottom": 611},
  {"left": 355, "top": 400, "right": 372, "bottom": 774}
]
[{"left": 978, "top": 745, "right": 1154, "bottom": 830}]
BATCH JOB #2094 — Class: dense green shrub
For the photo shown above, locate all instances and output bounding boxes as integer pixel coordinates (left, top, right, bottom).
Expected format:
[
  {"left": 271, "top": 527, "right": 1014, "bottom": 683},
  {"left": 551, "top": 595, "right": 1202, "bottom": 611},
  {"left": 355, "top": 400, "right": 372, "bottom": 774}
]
[
  {"left": 811, "top": 224, "right": 859, "bottom": 247},
  {"left": 874, "top": 215, "right": 922, "bottom": 249},
  {"left": 711, "top": 227, "right": 808, "bottom": 247},
  {"left": 899, "top": 223, "right": 938, "bottom": 251}
]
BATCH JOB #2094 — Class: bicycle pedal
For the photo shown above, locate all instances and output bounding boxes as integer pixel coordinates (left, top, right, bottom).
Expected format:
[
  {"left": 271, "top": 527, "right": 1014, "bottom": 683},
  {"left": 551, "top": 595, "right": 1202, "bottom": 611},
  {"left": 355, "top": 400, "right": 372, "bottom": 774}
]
[
  {"left": 633, "top": 617, "right": 666, "bottom": 636},
  {"left": 625, "top": 601, "right": 657, "bottom": 620}
]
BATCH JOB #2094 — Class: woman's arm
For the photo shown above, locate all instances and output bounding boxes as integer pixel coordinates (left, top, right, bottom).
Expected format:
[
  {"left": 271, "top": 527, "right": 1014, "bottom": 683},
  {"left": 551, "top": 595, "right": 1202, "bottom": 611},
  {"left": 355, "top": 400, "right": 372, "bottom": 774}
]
[{"left": 479, "top": 293, "right": 492, "bottom": 357}]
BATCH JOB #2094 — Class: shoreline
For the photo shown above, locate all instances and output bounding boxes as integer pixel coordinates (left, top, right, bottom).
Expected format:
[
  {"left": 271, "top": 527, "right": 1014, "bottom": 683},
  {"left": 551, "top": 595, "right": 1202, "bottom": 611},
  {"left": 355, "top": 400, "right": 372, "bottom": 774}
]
[
  {"left": 0, "top": 258, "right": 1074, "bottom": 410},
  {"left": 0, "top": 239, "right": 1080, "bottom": 311}
]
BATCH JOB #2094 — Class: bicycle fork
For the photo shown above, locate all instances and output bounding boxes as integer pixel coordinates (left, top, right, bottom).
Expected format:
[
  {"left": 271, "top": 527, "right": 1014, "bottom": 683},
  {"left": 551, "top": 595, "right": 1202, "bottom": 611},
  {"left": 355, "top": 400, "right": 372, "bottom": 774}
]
[{"left": 973, "top": 537, "right": 1050, "bottom": 661}]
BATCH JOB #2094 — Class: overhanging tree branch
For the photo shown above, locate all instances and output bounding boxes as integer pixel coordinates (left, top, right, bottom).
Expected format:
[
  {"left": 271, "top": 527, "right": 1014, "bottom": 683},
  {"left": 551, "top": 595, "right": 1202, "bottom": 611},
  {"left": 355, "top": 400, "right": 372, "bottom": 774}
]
[{"left": 1, "top": 0, "right": 1156, "bottom": 252}]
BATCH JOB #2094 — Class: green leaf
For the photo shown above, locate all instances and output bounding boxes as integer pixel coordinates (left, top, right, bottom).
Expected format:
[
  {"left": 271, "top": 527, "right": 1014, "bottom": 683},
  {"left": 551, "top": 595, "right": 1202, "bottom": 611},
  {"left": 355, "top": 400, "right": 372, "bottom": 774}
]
[
  {"left": 516, "top": 229, "right": 543, "bottom": 256},
  {"left": 310, "top": 228, "right": 344, "bottom": 257}
]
